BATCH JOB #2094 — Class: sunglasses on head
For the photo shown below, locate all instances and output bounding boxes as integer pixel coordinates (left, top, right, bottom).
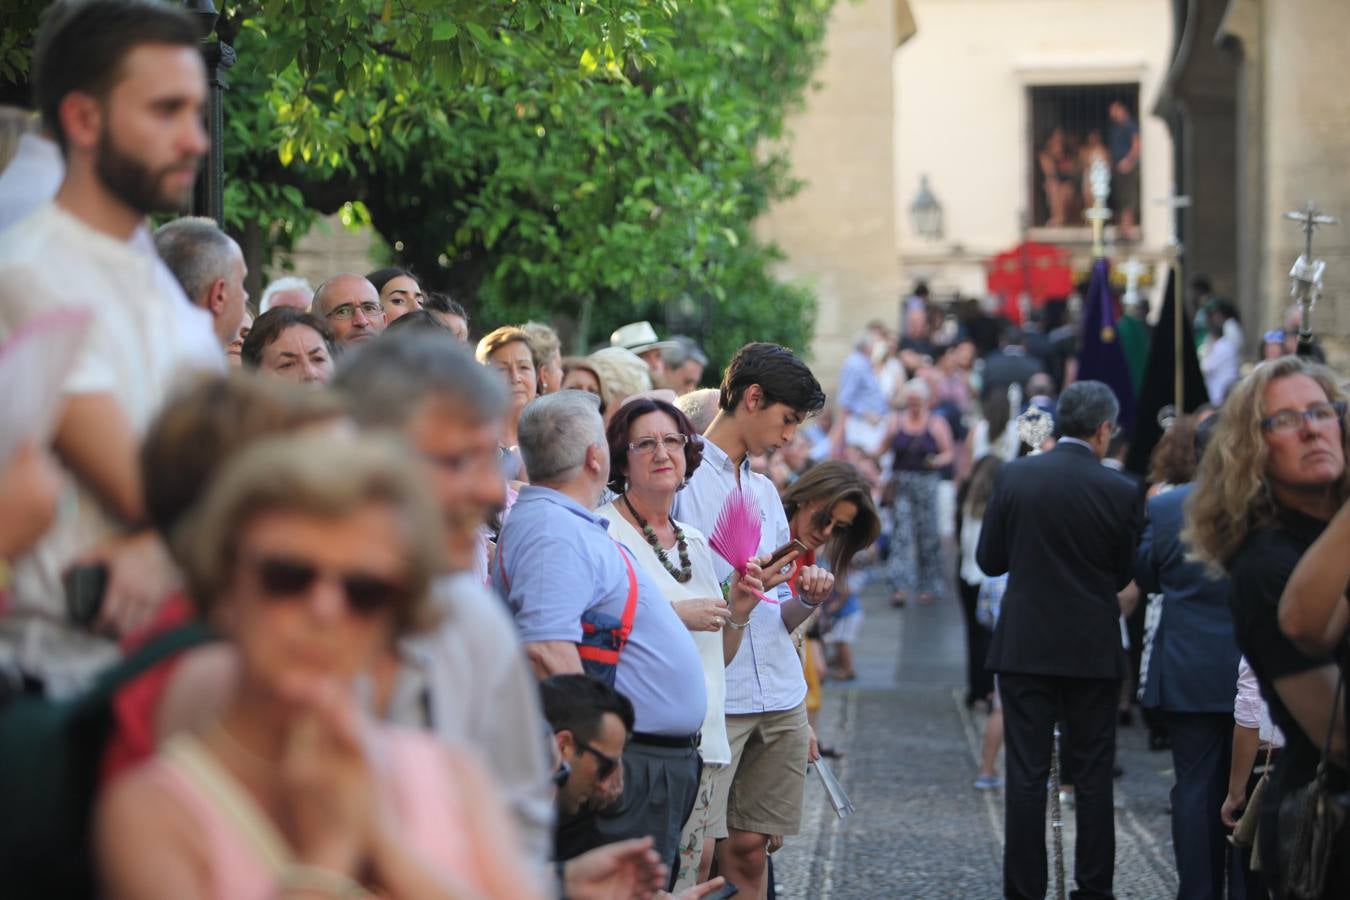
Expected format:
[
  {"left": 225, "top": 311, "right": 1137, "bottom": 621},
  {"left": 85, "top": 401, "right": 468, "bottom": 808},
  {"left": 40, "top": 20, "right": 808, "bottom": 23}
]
[{"left": 244, "top": 553, "right": 410, "bottom": 616}]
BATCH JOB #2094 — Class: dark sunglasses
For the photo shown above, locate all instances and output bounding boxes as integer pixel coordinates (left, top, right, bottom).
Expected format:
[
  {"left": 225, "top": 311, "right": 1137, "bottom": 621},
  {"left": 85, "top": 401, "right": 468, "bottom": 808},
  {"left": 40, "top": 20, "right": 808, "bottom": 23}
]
[
  {"left": 575, "top": 740, "right": 621, "bottom": 780},
  {"left": 246, "top": 553, "right": 410, "bottom": 616}
]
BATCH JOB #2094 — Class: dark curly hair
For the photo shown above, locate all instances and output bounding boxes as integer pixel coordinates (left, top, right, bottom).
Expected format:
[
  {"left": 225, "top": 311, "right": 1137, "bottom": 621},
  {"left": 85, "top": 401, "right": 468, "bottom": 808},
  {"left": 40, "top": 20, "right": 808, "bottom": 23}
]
[{"left": 604, "top": 398, "right": 704, "bottom": 493}]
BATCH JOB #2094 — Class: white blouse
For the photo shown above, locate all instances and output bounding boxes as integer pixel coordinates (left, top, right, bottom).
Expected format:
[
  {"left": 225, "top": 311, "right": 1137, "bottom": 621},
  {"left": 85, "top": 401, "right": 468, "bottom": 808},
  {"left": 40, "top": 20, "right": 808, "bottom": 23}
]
[{"left": 600, "top": 502, "right": 731, "bottom": 765}]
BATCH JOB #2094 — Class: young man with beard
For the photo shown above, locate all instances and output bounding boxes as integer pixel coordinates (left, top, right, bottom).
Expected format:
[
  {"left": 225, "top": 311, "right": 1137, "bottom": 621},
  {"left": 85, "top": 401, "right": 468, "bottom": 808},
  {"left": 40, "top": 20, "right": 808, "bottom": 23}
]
[
  {"left": 673, "top": 342, "right": 835, "bottom": 897},
  {"left": 0, "top": 0, "right": 222, "bottom": 697}
]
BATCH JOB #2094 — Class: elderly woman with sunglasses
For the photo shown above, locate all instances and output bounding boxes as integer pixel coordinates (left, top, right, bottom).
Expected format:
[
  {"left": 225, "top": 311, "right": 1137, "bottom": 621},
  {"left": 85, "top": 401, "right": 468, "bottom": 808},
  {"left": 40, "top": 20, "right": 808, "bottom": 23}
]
[
  {"left": 597, "top": 397, "right": 764, "bottom": 890},
  {"left": 96, "top": 434, "right": 539, "bottom": 900}
]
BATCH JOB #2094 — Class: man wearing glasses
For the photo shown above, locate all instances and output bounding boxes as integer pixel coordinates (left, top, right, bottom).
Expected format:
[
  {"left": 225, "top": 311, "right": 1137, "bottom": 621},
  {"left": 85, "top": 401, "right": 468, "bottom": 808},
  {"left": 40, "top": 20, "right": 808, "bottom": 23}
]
[
  {"left": 312, "top": 272, "right": 386, "bottom": 347},
  {"left": 540, "top": 674, "right": 633, "bottom": 838}
]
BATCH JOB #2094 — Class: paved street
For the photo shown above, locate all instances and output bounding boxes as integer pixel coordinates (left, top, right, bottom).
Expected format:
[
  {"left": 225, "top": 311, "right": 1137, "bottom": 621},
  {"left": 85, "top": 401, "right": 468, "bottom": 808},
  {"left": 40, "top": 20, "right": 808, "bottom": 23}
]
[{"left": 772, "top": 576, "right": 1180, "bottom": 899}]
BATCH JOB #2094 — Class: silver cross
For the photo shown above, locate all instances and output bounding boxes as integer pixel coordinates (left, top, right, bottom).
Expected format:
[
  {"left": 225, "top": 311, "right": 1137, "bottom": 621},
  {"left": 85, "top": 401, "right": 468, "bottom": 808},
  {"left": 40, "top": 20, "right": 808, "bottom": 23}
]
[
  {"left": 1284, "top": 203, "right": 1339, "bottom": 344},
  {"left": 1120, "top": 257, "right": 1147, "bottom": 308},
  {"left": 1155, "top": 194, "right": 1191, "bottom": 256}
]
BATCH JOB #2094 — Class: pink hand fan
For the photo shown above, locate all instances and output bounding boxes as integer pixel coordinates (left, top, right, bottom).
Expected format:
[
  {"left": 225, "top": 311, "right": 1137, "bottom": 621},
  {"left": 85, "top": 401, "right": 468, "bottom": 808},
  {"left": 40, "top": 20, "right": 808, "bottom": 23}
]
[{"left": 709, "top": 488, "right": 779, "bottom": 605}]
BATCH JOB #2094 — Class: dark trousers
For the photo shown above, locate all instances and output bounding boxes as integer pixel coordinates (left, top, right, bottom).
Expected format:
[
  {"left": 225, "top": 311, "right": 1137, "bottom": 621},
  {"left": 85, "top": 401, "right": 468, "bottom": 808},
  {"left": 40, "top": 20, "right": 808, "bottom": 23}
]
[
  {"left": 1165, "top": 711, "right": 1233, "bottom": 900},
  {"left": 958, "top": 577, "right": 995, "bottom": 705},
  {"left": 1001, "top": 673, "right": 1120, "bottom": 900}
]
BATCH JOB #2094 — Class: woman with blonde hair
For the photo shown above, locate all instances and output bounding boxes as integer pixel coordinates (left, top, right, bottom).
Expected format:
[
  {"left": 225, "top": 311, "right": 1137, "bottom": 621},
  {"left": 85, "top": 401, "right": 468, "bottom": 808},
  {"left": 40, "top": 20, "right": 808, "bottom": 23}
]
[
  {"left": 476, "top": 326, "right": 538, "bottom": 480},
  {"left": 587, "top": 347, "right": 653, "bottom": 421},
  {"left": 97, "top": 434, "right": 539, "bottom": 900},
  {"left": 1184, "top": 356, "right": 1350, "bottom": 898}
]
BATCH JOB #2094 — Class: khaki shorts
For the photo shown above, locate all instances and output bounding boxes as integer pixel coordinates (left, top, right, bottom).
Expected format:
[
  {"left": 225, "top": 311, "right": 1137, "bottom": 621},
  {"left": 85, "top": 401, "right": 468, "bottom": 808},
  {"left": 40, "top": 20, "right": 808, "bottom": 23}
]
[{"left": 707, "top": 704, "right": 810, "bottom": 839}]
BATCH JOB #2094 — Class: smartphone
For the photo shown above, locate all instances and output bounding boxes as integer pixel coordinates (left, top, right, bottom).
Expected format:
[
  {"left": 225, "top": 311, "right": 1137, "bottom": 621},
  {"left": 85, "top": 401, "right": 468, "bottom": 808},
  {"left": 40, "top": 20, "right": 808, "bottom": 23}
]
[
  {"left": 63, "top": 563, "right": 108, "bottom": 628},
  {"left": 764, "top": 538, "right": 807, "bottom": 570},
  {"left": 706, "top": 882, "right": 739, "bottom": 900}
]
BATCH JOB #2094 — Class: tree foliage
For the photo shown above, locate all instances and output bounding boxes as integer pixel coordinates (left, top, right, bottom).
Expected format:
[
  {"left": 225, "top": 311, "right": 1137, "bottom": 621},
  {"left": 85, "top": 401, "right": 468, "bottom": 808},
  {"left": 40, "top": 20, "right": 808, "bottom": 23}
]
[{"left": 1, "top": 0, "right": 837, "bottom": 364}]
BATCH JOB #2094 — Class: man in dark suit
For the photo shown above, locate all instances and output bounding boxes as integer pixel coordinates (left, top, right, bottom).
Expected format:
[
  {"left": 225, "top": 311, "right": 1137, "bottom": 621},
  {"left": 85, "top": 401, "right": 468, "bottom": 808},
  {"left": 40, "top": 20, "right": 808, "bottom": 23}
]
[
  {"left": 982, "top": 325, "right": 1047, "bottom": 405},
  {"left": 978, "top": 380, "right": 1144, "bottom": 900},
  {"left": 1135, "top": 417, "right": 1240, "bottom": 900}
]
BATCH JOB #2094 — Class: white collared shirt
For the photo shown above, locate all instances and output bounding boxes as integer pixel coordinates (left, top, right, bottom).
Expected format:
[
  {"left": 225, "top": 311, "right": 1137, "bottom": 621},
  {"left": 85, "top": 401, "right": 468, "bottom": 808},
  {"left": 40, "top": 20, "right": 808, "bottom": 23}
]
[
  {"left": 0, "top": 202, "right": 222, "bottom": 693},
  {"left": 1057, "top": 436, "right": 1096, "bottom": 453},
  {"left": 673, "top": 437, "right": 806, "bottom": 715}
]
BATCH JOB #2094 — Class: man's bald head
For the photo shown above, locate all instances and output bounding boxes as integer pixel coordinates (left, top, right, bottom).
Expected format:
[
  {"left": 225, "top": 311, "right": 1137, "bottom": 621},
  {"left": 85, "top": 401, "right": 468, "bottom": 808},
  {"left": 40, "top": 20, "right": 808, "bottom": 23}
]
[{"left": 312, "top": 273, "right": 384, "bottom": 347}]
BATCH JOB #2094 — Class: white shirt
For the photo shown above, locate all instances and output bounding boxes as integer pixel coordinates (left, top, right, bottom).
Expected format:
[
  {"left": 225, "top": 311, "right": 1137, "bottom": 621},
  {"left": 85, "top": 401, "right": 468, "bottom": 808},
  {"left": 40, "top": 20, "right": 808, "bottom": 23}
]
[
  {"left": 0, "top": 133, "right": 63, "bottom": 234},
  {"left": 0, "top": 202, "right": 222, "bottom": 693},
  {"left": 1234, "top": 655, "right": 1285, "bottom": 748},
  {"left": 1200, "top": 319, "right": 1243, "bottom": 405},
  {"left": 390, "top": 573, "right": 555, "bottom": 876},
  {"left": 601, "top": 503, "right": 732, "bottom": 765},
  {"left": 673, "top": 438, "right": 806, "bottom": 715}
]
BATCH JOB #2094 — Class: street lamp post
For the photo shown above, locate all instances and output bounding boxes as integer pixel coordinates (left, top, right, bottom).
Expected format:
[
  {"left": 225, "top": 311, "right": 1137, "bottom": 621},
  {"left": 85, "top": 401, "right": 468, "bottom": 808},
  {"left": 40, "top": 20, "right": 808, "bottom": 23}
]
[
  {"left": 909, "top": 174, "right": 944, "bottom": 241},
  {"left": 183, "top": 0, "right": 235, "bottom": 226}
]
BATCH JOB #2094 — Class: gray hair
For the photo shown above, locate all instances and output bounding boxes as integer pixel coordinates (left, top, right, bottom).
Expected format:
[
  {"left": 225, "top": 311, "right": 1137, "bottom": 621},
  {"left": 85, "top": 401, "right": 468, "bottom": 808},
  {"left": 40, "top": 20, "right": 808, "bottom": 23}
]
[
  {"left": 519, "top": 390, "right": 605, "bottom": 485},
  {"left": 1056, "top": 380, "right": 1120, "bottom": 439},
  {"left": 259, "top": 275, "right": 313, "bottom": 313},
  {"left": 153, "top": 216, "right": 237, "bottom": 306},
  {"left": 675, "top": 388, "right": 720, "bottom": 433},
  {"left": 332, "top": 331, "right": 508, "bottom": 428}
]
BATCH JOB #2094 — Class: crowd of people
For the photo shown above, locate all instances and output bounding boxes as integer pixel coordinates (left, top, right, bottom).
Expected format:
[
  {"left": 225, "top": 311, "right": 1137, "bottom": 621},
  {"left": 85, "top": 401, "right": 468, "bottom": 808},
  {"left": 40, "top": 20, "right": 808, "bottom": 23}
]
[
  {"left": 0, "top": 4, "right": 880, "bottom": 898},
  {"left": 1036, "top": 100, "right": 1141, "bottom": 236},
  {"left": 827, "top": 266, "right": 1349, "bottom": 900},
  {"left": 1, "top": 3, "right": 1348, "bottom": 900}
]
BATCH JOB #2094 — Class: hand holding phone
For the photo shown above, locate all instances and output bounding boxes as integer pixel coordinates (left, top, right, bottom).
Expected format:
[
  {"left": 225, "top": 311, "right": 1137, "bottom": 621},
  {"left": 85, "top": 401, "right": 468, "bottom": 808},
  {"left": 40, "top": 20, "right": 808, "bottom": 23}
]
[{"left": 764, "top": 538, "right": 807, "bottom": 570}]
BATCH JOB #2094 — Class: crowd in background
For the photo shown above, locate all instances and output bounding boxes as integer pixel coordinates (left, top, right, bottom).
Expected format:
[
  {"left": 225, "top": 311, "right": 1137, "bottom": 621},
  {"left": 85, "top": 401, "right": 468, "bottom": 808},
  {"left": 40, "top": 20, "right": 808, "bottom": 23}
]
[{"left": 1, "top": 3, "right": 1348, "bottom": 900}]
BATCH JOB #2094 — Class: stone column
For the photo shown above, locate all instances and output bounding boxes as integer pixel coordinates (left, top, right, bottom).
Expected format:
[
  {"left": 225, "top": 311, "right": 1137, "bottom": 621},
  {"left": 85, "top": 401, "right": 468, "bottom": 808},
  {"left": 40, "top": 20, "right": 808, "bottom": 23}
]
[{"left": 755, "top": 0, "right": 914, "bottom": 392}]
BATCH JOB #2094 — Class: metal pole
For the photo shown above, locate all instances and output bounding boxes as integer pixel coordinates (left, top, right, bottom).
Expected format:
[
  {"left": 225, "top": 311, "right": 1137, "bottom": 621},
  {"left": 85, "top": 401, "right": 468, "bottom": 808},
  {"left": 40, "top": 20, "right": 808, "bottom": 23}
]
[
  {"left": 1050, "top": 724, "right": 1066, "bottom": 900},
  {"left": 1173, "top": 257, "right": 1183, "bottom": 415},
  {"left": 183, "top": 1, "right": 234, "bottom": 226}
]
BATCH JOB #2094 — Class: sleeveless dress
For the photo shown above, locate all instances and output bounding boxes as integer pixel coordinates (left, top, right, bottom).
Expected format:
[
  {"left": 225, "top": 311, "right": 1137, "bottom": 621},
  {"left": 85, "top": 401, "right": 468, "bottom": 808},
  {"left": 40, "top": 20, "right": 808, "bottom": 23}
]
[{"left": 134, "top": 727, "right": 496, "bottom": 899}]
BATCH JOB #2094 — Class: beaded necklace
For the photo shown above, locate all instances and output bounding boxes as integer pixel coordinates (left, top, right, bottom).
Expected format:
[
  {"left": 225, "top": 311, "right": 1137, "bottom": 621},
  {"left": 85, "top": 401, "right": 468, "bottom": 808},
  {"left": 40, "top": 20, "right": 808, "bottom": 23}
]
[{"left": 621, "top": 493, "right": 692, "bottom": 583}]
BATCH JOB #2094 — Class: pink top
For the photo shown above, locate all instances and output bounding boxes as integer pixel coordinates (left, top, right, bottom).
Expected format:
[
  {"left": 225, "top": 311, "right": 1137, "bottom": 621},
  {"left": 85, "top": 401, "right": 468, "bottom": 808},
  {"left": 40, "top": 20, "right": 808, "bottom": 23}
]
[{"left": 138, "top": 726, "right": 493, "bottom": 899}]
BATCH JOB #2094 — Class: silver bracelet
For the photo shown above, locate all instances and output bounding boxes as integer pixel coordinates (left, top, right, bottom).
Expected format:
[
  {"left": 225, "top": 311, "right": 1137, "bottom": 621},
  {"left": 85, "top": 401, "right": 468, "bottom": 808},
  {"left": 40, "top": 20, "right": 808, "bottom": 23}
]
[
  {"left": 727, "top": 615, "right": 751, "bottom": 630},
  {"left": 796, "top": 594, "right": 823, "bottom": 609}
]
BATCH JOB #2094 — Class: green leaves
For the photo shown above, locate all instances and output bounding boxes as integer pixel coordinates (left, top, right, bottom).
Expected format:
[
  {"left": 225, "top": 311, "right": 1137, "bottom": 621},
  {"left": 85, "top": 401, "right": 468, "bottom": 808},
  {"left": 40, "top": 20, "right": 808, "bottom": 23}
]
[{"left": 0, "top": 0, "right": 832, "bottom": 369}]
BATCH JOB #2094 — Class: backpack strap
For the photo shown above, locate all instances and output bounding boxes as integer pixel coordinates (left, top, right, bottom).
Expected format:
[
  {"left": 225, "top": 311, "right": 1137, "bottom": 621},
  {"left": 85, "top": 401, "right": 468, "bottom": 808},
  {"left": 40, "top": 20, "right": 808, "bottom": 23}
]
[
  {"left": 85, "top": 621, "right": 217, "bottom": 703},
  {"left": 577, "top": 542, "right": 640, "bottom": 667}
]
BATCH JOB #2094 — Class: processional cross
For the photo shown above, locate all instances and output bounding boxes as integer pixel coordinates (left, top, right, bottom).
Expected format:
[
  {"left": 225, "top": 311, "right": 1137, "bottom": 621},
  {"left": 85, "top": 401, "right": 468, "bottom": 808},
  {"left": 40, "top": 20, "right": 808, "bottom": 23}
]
[
  {"left": 1284, "top": 203, "right": 1339, "bottom": 346},
  {"left": 1085, "top": 160, "right": 1113, "bottom": 259}
]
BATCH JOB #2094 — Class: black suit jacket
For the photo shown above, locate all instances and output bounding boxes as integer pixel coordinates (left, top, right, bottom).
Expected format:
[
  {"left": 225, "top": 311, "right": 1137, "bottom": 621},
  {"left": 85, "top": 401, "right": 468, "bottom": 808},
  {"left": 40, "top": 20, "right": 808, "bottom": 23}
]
[{"left": 977, "top": 441, "right": 1143, "bottom": 680}]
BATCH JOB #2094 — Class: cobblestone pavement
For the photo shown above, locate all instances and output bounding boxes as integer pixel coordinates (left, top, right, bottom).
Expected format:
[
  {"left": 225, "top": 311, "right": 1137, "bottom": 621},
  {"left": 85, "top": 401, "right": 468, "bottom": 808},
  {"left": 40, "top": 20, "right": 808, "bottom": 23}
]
[{"left": 770, "top": 576, "right": 1180, "bottom": 899}]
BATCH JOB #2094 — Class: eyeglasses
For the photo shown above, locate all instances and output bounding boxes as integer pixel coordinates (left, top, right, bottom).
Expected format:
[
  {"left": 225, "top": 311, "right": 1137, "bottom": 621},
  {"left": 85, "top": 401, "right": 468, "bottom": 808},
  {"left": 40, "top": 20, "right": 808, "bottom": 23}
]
[
  {"left": 1263, "top": 330, "right": 1286, "bottom": 344},
  {"left": 244, "top": 552, "right": 410, "bottom": 616},
  {"left": 574, "top": 740, "right": 621, "bottom": 779},
  {"left": 1260, "top": 401, "right": 1346, "bottom": 434},
  {"left": 628, "top": 434, "right": 689, "bottom": 455},
  {"left": 325, "top": 301, "right": 384, "bottom": 321}
]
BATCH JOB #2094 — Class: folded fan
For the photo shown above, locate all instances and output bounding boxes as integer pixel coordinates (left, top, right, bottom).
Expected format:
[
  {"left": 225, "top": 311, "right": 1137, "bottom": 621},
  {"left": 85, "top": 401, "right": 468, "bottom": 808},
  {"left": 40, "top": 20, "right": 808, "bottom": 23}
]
[{"left": 709, "top": 488, "right": 778, "bottom": 605}]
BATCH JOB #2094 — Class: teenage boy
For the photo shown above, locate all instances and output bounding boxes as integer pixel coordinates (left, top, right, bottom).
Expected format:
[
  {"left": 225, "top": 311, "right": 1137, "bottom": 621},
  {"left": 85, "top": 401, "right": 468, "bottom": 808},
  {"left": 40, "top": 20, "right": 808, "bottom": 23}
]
[{"left": 673, "top": 342, "right": 834, "bottom": 896}]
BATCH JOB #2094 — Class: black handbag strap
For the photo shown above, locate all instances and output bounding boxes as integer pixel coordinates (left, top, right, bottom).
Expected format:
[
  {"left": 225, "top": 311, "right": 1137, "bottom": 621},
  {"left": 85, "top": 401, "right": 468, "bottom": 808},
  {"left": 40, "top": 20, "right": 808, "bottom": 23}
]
[{"left": 1314, "top": 666, "right": 1345, "bottom": 786}]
